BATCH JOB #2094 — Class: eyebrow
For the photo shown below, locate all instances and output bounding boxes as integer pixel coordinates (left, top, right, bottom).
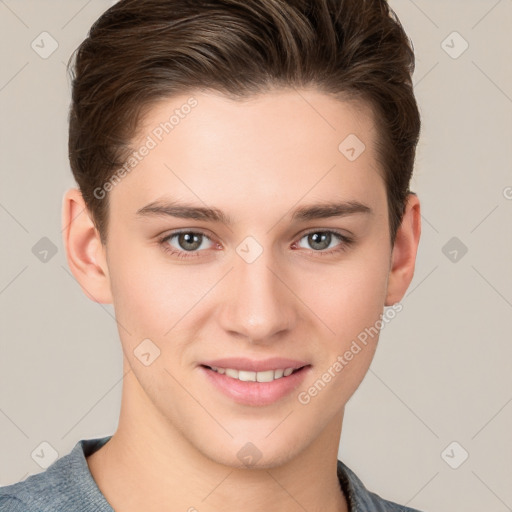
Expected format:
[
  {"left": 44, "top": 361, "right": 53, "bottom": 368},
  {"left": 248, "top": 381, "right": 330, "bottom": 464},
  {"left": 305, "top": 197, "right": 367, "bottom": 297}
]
[{"left": 135, "top": 199, "right": 372, "bottom": 224}]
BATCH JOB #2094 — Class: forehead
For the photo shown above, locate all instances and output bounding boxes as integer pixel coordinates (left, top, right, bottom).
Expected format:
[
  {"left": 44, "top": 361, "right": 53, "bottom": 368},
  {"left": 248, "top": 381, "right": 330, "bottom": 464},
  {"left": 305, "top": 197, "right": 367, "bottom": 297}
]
[
  {"left": 109, "top": 88, "right": 384, "bottom": 218},
  {"left": 135, "top": 87, "right": 377, "bottom": 154}
]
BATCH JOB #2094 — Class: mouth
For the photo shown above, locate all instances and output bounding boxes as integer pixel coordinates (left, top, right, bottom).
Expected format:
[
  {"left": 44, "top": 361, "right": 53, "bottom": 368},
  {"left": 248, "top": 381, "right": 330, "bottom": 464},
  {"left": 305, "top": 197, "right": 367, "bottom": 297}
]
[{"left": 198, "top": 361, "right": 311, "bottom": 406}]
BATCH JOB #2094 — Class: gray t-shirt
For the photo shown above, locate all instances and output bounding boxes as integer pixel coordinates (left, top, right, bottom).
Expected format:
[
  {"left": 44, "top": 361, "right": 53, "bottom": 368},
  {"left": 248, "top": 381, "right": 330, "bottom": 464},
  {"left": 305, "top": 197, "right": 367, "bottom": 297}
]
[{"left": 0, "top": 436, "right": 423, "bottom": 511}]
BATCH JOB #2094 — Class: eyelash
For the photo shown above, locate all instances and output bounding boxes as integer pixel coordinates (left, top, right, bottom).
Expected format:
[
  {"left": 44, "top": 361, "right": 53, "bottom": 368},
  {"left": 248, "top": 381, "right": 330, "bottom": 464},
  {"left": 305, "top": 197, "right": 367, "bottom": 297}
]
[{"left": 158, "top": 229, "right": 354, "bottom": 260}]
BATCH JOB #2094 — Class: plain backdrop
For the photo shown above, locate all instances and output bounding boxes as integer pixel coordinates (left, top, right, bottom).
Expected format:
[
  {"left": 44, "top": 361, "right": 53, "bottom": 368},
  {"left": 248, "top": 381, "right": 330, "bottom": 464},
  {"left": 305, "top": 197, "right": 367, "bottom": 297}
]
[{"left": 0, "top": 1, "right": 511, "bottom": 510}]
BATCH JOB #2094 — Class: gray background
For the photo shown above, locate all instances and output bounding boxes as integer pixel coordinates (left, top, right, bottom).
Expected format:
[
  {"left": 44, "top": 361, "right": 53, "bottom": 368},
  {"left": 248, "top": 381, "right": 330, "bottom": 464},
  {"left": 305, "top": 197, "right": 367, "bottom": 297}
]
[{"left": 1, "top": 1, "right": 511, "bottom": 510}]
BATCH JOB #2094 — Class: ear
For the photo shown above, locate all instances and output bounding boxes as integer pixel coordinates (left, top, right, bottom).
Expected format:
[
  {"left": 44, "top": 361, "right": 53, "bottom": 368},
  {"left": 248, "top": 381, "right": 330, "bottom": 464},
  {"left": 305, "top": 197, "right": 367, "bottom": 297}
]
[
  {"left": 384, "top": 193, "right": 421, "bottom": 306},
  {"left": 61, "top": 188, "right": 113, "bottom": 304}
]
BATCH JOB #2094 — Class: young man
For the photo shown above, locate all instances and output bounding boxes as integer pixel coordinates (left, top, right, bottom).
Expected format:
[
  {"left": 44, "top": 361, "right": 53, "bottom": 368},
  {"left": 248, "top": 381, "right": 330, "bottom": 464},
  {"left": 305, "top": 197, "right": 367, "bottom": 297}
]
[{"left": 0, "top": 0, "right": 423, "bottom": 510}]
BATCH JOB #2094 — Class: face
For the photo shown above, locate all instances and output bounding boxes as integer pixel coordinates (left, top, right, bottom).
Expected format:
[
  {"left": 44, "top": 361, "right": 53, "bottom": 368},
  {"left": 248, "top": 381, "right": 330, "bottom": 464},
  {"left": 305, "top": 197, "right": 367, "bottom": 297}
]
[{"left": 102, "top": 88, "right": 393, "bottom": 468}]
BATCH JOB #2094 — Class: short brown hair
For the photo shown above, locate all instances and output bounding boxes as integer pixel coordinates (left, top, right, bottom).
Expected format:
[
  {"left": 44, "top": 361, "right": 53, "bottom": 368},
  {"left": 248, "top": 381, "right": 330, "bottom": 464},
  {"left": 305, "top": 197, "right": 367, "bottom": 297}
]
[{"left": 67, "top": 0, "right": 421, "bottom": 246}]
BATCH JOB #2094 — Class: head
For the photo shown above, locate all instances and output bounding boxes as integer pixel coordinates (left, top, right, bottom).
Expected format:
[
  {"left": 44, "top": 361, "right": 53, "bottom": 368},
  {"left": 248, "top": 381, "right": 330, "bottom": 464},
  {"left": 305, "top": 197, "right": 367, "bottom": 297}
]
[{"left": 63, "top": 0, "right": 421, "bottom": 468}]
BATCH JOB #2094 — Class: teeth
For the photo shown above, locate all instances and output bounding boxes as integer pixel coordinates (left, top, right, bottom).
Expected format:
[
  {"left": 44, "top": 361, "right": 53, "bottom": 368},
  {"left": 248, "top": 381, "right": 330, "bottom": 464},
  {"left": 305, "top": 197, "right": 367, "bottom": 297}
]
[
  {"left": 225, "top": 368, "right": 238, "bottom": 379},
  {"left": 209, "top": 366, "right": 299, "bottom": 382},
  {"left": 256, "top": 370, "right": 275, "bottom": 383},
  {"left": 238, "top": 370, "right": 256, "bottom": 382}
]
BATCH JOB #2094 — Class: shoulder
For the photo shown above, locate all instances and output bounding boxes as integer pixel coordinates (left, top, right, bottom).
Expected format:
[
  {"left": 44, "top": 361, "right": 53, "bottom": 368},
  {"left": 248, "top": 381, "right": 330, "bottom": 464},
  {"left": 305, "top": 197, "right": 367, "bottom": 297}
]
[
  {"left": 0, "top": 474, "right": 48, "bottom": 512},
  {"left": 0, "top": 495, "right": 31, "bottom": 512},
  {"left": 337, "top": 459, "right": 425, "bottom": 512},
  {"left": 0, "top": 453, "right": 75, "bottom": 511},
  {"left": 0, "top": 436, "right": 113, "bottom": 512}
]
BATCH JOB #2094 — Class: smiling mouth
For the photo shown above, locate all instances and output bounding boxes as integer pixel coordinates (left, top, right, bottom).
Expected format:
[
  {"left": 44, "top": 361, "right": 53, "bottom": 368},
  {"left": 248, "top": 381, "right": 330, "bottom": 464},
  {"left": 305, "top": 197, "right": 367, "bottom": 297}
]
[{"left": 201, "top": 365, "right": 307, "bottom": 383}]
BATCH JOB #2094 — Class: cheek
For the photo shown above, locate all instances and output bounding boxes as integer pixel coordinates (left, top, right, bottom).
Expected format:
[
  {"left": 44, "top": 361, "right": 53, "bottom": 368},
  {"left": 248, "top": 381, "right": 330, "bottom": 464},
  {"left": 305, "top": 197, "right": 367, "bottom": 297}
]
[
  {"left": 336, "top": 265, "right": 388, "bottom": 335},
  {"left": 298, "top": 244, "right": 390, "bottom": 399},
  {"left": 303, "top": 253, "right": 390, "bottom": 345},
  {"left": 107, "top": 239, "right": 206, "bottom": 339}
]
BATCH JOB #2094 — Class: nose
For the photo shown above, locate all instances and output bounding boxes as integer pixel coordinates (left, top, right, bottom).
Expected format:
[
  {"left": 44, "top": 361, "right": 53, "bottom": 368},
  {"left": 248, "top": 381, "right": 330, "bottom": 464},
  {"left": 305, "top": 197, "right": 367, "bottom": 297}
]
[{"left": 217, "top": 244, "right": 298, "bottom": 344}]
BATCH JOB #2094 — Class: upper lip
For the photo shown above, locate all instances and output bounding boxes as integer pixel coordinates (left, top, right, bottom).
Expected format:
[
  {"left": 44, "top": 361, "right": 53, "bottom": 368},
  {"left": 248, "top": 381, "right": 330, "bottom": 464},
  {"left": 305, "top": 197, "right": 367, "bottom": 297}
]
[{"left": 200, "top": 357, "right": 310, "bottom": 372}]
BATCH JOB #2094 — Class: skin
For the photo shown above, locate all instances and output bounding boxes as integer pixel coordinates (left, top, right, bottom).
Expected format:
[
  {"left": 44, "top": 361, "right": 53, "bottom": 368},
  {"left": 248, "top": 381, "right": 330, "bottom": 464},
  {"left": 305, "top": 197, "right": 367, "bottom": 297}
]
[{"left": 62, "top": 88, "right": 421, "bottom": 512}]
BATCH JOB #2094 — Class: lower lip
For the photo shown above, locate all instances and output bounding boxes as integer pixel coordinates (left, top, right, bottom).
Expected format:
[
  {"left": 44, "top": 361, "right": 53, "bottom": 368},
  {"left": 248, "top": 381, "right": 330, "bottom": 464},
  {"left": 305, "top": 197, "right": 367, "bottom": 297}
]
[{"left": 199, "top": 365, "right": 311, "bottom": 406}]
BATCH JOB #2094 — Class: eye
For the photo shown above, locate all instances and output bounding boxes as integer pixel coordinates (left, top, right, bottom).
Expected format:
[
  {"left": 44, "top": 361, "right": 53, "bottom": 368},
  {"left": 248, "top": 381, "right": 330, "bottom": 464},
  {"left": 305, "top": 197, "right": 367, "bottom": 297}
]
[
  {"left": 295, "top": 230, "right": 353, "bottom": 255},
  {"left": 159, "top": 230, "right": 215, "bottom": 259}
]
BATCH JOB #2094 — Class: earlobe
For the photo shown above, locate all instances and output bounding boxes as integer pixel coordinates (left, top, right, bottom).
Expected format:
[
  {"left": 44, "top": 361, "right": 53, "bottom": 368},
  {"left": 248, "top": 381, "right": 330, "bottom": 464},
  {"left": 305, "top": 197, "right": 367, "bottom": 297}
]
[
  {"left": 384, "top": 193, "right": 422, "bottom": 306},
  {"left": 61, "top": 188, "right": 113, "bottom": 304}
]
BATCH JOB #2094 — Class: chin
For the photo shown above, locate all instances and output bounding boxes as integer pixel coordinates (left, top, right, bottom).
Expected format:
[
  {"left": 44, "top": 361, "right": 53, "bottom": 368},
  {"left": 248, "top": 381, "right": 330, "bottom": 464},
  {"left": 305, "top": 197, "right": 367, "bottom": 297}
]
[{"left": 196, "top": 432, "right": 307, "bottom": 471}]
